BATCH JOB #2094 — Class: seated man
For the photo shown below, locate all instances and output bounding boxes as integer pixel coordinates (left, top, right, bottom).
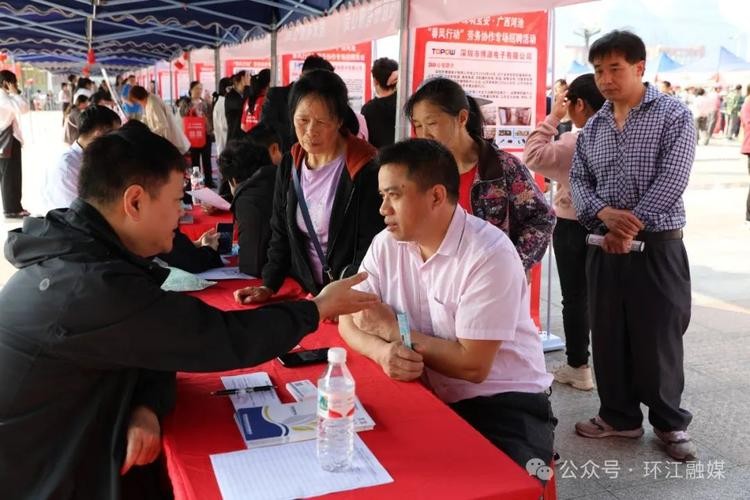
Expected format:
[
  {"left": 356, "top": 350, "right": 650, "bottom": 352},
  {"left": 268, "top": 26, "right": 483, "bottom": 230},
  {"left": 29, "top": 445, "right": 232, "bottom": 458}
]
[
  {"left": 339, "top": 138, "right": 556, "bottom": 473},
  {"left": 218, "top": 136, "right": 277, "bottom": 277},
  {"left": 42, "top": 104, "right": 121, "bottom": 213},
  {"left": 0, "top": 122, "right": 377, "bottom": 498}
]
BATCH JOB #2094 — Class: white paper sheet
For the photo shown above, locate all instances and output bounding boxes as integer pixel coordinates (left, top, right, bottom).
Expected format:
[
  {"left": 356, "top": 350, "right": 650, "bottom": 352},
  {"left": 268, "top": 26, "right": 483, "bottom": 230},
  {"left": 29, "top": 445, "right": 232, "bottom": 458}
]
[
  {"left": 187, "top": 187, "right": 231, "bottom": 211},
  {"left": 160, "top": 267, "right": 216, "bottom": 292},
  {"left": 195, "top": 267, "right": 255, "bottom": 281},
  {"left": 220, "top": 372, "right": 281, "bottom": 410},
  {"left": 210, "top": 435, "right": 393, "bottom": 500}
]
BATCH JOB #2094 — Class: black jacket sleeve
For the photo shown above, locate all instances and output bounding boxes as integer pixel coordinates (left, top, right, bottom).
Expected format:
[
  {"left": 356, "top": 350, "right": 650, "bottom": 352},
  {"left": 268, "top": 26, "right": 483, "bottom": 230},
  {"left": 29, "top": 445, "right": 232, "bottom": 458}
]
[
  {"left": 344, "top": 161, "right": 385, "bottom": 278},
  {"left": 129, "top": 370, "right": 176, "bottom": 419},
  {"left": 261, "top": 156, "right": 294, "bottom": 292},
  {"left": 50, "top": 267, "right": 320, "bottom": 373},
  {"left": 235, "top": 180, "right": 273, "bottom": 278},
  {"left": 158, "top": 230, "right": 223, "bottom": 274}
]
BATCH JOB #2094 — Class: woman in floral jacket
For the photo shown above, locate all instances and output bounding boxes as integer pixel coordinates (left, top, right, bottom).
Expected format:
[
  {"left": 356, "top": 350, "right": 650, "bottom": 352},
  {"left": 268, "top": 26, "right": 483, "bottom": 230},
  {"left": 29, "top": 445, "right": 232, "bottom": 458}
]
[{"left": 406, "top": 77, "right": 555, "bottom": 270}]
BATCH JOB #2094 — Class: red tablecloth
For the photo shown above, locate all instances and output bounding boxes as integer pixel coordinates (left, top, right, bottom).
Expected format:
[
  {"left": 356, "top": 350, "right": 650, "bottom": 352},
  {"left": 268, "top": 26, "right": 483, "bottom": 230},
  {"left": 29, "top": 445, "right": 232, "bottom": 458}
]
[
  {"left": 179, "top": 207, "right": 233, "bottom": 241},
  {"left": 162, "top": 279, "right": 555, "bottom": 500}
]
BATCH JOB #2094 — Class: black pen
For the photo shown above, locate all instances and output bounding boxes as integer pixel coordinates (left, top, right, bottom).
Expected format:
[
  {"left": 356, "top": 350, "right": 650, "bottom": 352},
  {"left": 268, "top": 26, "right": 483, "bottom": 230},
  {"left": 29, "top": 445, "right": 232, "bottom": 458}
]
[{"left": 210, "top": 385, "right": 276, "bottom": 396}]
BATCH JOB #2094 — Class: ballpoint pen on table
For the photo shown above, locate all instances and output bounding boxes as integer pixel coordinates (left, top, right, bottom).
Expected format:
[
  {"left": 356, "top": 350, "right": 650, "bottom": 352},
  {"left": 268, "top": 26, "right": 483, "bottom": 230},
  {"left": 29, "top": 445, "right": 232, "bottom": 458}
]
[{"left": 210, "top": 385, "right": 276, "bottom": 396}]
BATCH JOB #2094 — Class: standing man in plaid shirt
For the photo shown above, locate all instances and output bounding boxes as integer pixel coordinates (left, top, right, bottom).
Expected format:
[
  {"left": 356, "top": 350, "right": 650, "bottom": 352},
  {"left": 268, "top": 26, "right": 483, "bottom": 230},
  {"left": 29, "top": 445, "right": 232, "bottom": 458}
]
[{"left": 569, "top": 30, "right": 696, "bottom": 461}]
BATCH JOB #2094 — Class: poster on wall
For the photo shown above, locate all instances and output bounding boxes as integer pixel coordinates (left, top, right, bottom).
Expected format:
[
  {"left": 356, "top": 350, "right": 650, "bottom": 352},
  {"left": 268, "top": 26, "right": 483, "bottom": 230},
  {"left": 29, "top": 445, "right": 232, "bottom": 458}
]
[
  {"left": 280, "top": 42, "right": 372, "bottom": 112},
  {"left": 412, "top": 12, "right": 548, "bottom": 152},
  {"left": 224, "top": 58, "right": 271, "bottom": 78},
  {"left": 157, "top": 71, "right": 170, "bottom": 100},
  {"left": 174, "top": 70, "right": 189, "bottom": 99},
  {"left": 194, "top": 63, "right": 216, "bottom": 94}
]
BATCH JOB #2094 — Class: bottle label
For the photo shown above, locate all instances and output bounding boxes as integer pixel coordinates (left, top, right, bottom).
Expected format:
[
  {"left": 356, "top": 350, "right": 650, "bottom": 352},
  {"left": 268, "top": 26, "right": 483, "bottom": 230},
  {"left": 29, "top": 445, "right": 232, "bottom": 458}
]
[{"left": 317, "top": 390, "right": 355, "bottom": 419}]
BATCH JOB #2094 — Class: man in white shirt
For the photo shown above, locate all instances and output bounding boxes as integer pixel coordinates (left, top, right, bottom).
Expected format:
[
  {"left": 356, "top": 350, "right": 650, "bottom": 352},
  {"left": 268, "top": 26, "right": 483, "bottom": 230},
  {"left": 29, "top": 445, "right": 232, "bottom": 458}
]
[
  {"left": 0, "top": 70, "right": 30, "bottom": 218},
  {"left": 339, "top": 138, "right": 556, "bottom": 477},
  {"left": 58, "top": 82, "right": 71, "bottom": 114},
  {"left": 42, "top": 105, "right": 121, "bottom": 213}
]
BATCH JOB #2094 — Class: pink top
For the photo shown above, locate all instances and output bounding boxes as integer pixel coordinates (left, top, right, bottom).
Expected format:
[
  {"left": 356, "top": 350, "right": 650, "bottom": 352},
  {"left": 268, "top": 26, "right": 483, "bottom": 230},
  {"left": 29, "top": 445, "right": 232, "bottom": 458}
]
[
  {"left": 296, "top": 154, "right": 346, "bottom": 284},
  {"left": 741, "top": 98, "right": 750, "bottom": 155},
  {"left": 355, "top": 207, "right": 552, "bottom": 404},
  {"left": 523, "top": 114, "right": 578, "bottom": 220}
]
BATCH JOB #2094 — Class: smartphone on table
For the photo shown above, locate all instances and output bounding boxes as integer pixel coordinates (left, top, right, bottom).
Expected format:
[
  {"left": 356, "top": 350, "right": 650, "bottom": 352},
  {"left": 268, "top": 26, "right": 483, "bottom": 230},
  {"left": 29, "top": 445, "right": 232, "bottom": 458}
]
[
  {"left": 277, "top": 348, "right": 330, "bottom": 367},
  {"left": 216, "top": 222, "right": 234, "bottom": 255}
]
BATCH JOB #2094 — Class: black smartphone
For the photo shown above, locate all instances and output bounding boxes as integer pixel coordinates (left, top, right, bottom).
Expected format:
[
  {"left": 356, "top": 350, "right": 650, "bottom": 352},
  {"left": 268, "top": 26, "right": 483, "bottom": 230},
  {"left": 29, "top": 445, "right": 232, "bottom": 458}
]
[
  {"left": 216, "top": 222, "right": 233, "bottom": 255},
  {"left": 277, "top": 348, "right": 329, "bottom": 367}
]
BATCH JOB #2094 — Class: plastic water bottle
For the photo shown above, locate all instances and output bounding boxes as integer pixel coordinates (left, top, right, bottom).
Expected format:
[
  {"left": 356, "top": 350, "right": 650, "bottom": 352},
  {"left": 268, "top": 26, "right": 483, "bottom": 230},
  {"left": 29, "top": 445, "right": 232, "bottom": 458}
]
[
  {"left": 189, "top": 166, "right": 203, "bottom": 205},
  {"left": 317, "top": 347, "right": 355, "bottom": 472}
]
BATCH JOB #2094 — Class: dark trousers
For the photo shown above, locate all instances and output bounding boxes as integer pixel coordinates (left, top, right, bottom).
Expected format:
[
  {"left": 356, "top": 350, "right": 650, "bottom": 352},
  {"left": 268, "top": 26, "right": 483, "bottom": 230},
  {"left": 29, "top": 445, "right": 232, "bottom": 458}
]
[
  {"left": 0, "top": 137, "right": 23, "bottom": 214},
  {"left": 450, "top": 391, "right": 557, "bottom": 480},
  {"left": 553, "top": 218, "right": 590, "bottom": 367},
  {"left": 587, "top": 236, "right": 693, "bottom": 431},
  {"left": 703, "top": 111, "right": 718, "bottom": 145},
  {"left": 190, "top": 139, "right": 213, "bottom": 188}
]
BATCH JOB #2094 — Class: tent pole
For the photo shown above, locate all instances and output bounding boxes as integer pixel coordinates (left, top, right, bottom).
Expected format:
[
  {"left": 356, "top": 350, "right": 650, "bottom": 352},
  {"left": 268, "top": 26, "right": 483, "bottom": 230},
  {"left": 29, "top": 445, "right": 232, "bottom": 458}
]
[
  {"left": 271, "top": 30, "right": 278, "bottom": 85},
  {"left": 215, "top": 26, "right": 222, "bottom": 89},
  {"left": 270, "top": 12, "right": 279, "bottom": 86},
  {"left": 542, "top": 8, "right": 565, "bottom": 353},
  {"left": 394, "top": 0, "right": 410, "bottom": 141},
  {"left": 169, "top": 59, "right": 174, "bottom": 105}
]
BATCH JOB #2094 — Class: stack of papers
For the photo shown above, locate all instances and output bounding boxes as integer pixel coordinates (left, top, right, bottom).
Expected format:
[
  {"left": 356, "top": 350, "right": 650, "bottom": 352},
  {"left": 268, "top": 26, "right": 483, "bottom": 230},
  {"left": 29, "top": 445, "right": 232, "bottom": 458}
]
[
  {"left": 210, "top": 435, "right": 393, "bottom": 500},
  {"left": 235, "top": 398, "right": 375, "bottom": 448},
  {"left": 196, "top": 266, "right": 255, "bottom": 281}
]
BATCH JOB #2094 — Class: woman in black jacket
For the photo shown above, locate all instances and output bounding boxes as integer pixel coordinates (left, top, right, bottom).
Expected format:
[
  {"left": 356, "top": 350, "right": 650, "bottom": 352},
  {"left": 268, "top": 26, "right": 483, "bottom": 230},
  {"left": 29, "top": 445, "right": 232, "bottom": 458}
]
[
  {"left": 236, "top": 69, "right": 384, "bottom": 303},
  {"left": 218, "top": 137, "right": 277, "bottom": 277}
]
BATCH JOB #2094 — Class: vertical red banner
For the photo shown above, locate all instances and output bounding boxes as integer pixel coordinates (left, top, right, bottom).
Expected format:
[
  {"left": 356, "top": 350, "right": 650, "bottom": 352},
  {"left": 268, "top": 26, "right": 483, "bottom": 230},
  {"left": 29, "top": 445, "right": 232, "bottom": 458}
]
[
  {"left": 413, "top": 12, "right": 550, "bottom": 329},
  {"left": 280, "top": 42, "right": 372, "bottom": 112}
]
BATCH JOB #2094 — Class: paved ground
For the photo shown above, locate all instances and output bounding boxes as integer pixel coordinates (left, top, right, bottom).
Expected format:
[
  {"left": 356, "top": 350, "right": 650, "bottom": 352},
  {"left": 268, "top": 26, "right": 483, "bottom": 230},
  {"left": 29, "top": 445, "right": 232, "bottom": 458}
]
[{"left": 2, "top": 111, "right": 750, "bottom": 499}]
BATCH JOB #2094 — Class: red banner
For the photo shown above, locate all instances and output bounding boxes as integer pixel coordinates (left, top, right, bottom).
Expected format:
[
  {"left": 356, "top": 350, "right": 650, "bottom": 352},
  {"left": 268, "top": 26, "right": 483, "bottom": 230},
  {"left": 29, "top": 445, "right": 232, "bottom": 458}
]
[
  {"left": 280, "top": 42, "right": 372, "bottom": 112},
  {"left": 224, "top": 58, "right": 271, "bottom": 78},
  {"left": 413, "top": 12, "right": 550, "bottom": 329},
  {"left": 193, "top": 63, "right": 216, "bottom": 94}
]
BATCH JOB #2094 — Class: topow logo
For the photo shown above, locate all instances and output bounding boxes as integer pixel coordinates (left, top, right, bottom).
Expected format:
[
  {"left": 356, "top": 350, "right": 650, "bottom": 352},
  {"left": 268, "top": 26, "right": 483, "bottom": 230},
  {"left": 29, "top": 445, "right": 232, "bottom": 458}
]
[{"left": 526, "top": 458, "right": 554, "bottom": 480}]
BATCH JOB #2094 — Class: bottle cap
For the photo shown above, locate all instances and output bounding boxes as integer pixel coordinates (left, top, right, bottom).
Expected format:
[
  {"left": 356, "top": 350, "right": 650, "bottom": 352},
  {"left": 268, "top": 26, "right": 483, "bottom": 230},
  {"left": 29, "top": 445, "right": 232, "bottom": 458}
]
[{"left": 327, "top": 347, "right": 346, "bottom": 363}]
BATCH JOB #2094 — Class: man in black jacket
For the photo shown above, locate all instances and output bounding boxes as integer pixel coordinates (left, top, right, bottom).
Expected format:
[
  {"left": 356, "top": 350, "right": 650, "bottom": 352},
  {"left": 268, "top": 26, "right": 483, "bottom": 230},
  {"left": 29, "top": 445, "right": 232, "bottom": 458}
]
[
  {"left": 260, "top": 55, "right": 334, "bottom": 153},
  {"left": 0, "top": 123, "right": 377, "bottom": 499}
]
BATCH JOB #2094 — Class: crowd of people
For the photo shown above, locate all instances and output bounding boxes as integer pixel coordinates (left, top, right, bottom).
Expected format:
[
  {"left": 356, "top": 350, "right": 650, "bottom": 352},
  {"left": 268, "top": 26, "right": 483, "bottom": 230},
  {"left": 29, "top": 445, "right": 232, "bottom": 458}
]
[{"left": 0, "top": 28, "right": 748, "bottom": 498}]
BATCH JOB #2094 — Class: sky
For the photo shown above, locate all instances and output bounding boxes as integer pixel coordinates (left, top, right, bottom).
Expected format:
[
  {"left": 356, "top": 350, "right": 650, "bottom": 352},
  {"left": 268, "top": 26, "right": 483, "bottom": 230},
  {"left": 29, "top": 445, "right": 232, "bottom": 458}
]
[{"left": 553, "top": 0, "right": 750, "bottom": 73}]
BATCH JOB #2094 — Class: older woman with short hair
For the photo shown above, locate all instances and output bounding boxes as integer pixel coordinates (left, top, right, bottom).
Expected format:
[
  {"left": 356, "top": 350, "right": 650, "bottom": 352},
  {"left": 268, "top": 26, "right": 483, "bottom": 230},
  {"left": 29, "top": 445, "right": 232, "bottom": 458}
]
[{"left": 235, "top": 69, "right": 384, "bottom": 304}]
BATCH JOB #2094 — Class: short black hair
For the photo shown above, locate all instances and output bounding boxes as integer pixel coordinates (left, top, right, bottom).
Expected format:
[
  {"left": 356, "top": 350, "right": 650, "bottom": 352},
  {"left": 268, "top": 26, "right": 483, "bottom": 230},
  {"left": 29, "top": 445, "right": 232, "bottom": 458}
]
[
  {"left": 301, "top": 55, "right": 334, "bottom": 73},
  {"left": 129, "top": 85, "right": 148, "bottom": 101},
  {"left": 90, "top": 90, "right": 113, "bottom": 105},
  {"left": 76, "top": 77, "right": 92, "bottom": 90},
  {"left": 588, "top": 30, "right": 646, "bottom": 64},
  {"left": 78, "top": 105, "right": 121, "bottom": 136},
  {"left": 566, "top": 74, "right": 605, "bottom": 113},
  {"left": 218, "top": 138, "right": 271, "bottom": 184},
  {"left": 78, "top": 121, "right": 185, "bottom": 205},
  {"left": 0, "top": 70, "right": 17, "bottom": 86},
  {"left": 218, "top": 77, "right": 233, "bottom": 96},
  {"left": 371, "top": 58, "right": 398, "bottom": 90},
  {"left": 245, "top": 122, "right": 280, "bottom": 149},
  {"left": 661, "top": 81, "right": 672, "bottom": 88},
  {"left": 231, "top": 70, "right": 246, "bottom": 85},
  {"left": 289, "top": 69, "right": 349, "bottom": 131},
  {"left": 377, "top": 138, "right": 459, "bottom": 203},
  {"left": 74, "top": 94, "right": 89, "bottom": 106}
]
